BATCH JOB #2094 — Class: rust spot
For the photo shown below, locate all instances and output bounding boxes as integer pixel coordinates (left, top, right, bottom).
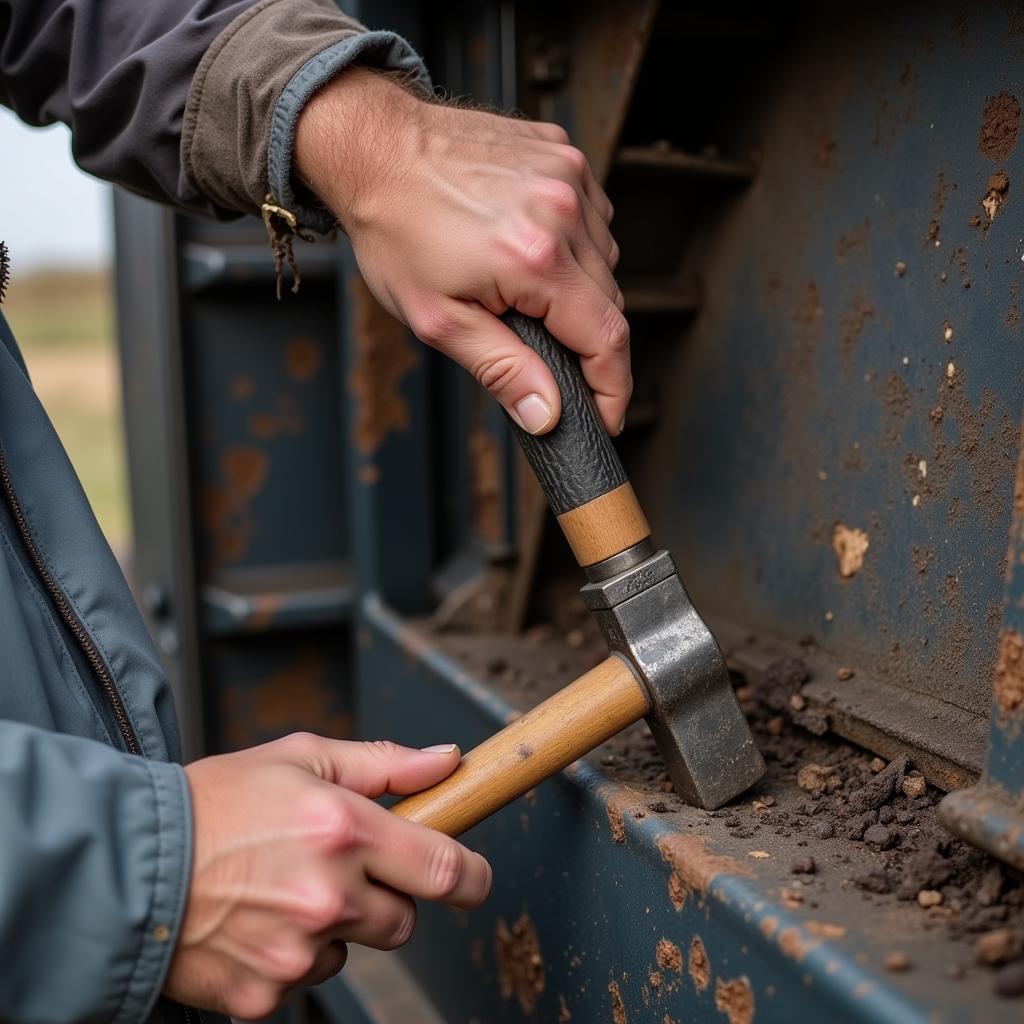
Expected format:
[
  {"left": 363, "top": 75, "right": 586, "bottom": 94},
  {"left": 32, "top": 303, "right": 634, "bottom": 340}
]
[
  {"left": 230, "top": 376, "right": 255, "bottom": 401},
  {"left": 222, "top": 650, "right": 349, "bottom": 750},
  {"left": 832, "top": 523, "right": 869, "bottom": 578},
  {"left": 715, "top": 976, "right": 755, "bottom": 1024},
  {"left": 346, "top": 274, "right": 419, "bottom": 454},
  {"left": 995, "top": 630, "right": 1024, "bottom": 714},
  {"left": 605, "top": 790, "right": 633, "bottom": 844},
  {"left": 655, "top": 939, "right": 682, "bottom": 972},
  {"left": 285, "top": 335, "right": 322, "bottom": 382},
  {"left": 358, "top": 464, "right": 380, "bottom": 485},
  {"left": 688, "top": 936, "right": 710, "bottom": 992},
  {"left": 979, "top": 92, "right": 1021, "bottom": 162},
  {"left": 659, "top": 835, "right": 751, "bottom": 910},
  {"left": 608, "top": 980, "right": 627, "bottom": 1024},
  {"left": 200, "top": 446, "right": 269, "bottom": 568},
  {"left": 759, "top": 915, "right": 779, "bottom": 940},
  {"left": 838, "top": 292, "right": 875, "bottom": 371},
  {"left": 248, "top": 395, "right": 304, "bottom": 440},
  {"left": 778, "top": 927, "right": 821, "bottom": 963},
  {"left": 805, "top": 921, "right": 847, "bottom": 940},
  {"left": 495, "top": 913, "right": 545, "bottom": 1015},
  {"left": 469, "top": 424, "right": 503, "bottom": 544},
  {"left": 558, "top": 994, "right": 572, "bottom": 1022}
]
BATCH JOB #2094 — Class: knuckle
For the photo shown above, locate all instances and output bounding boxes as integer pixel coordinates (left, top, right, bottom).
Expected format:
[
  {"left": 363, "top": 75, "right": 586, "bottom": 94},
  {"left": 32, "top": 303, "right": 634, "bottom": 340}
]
[
  {"left": 560, "top": 145, "right": 588, "bottom": 177},
  {"left": 519, "top": 230, "right": 560, "bottom": 274},
  {"left": 384, "top": 902, "right": 418, "bottom": 950},
  {"left": 264, "top": 942, "right": 316, "bottom": 983},
  {"left": 364, "top": 738, "right": 401, "bottom": 761},
  {"left": 600, "top": 303, "right": 630, "bottom": 354},
  {"left": 409, "top": 305, "right": 458, "bottom": 347},
  {"left": 426, "top": 840, "right": 465, "bottom": 899},
  {"left": 609, "top": 239, "right": 620, "bottom": 268},
  {"left": 537, "top": 178, "right": 581, "bottom": 219},
  {"left": 543, "top": 121, "right": 571, "bottom": 144},
  {"left": 474, "top": 353, "right": 525, "bottom": 397},
  {"left": 302, "top": 879, "right": 348, "bottom": 928},
  {"left": 302, "top": 793, "right": 359, "bottom": 851}
]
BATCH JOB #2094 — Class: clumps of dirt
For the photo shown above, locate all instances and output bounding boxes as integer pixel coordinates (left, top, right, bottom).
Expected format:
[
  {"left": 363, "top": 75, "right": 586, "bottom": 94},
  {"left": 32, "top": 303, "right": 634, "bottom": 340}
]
[
  {"left": 715, "top": 976, "right": 755, "bottom": 1024},
  {"left": 495, "top": 912, "right": 545, "bottom": 1014},
  {"left": 832, "top": 523, "right": 870, "bottom": 578},
  {"left": 688, "top": 936, "right": 710, "bottom": 991},
  {"left": 979, "top": 92, "right": 1021, "bottom": 163}
]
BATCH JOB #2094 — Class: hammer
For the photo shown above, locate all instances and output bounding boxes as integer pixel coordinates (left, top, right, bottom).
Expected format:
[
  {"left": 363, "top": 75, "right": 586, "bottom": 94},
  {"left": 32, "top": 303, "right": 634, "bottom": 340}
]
[{"left": 393, "top": 314, "right": 765, "bottom": 836}]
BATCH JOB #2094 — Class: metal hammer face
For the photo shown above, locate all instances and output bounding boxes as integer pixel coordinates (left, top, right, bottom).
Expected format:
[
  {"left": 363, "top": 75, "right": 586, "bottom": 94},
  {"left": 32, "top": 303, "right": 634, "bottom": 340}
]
[{"left": 582, "top": 544, "right": 766, "bottom": 809}]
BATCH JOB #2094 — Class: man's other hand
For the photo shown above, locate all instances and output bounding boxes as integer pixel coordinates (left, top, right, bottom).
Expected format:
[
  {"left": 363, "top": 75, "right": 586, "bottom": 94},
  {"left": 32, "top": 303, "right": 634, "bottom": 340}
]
[
  {"left": 163, "top": 735, "right": 489, "bottom": 1019},
  {"left": 295, "top": 69, "right": 630, "bottom": 436}
]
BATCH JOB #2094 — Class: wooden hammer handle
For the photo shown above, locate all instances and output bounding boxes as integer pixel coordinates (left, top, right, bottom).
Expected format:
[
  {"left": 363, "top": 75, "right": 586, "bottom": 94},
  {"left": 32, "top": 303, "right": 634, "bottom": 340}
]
[{"left": 391, "top": 655, "right": 649, "bottom": 837}]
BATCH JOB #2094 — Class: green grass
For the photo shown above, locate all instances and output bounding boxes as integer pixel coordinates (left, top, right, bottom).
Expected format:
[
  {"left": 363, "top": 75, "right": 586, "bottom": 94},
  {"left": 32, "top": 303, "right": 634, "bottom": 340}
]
[{"left": 3, "top": 268, "right": 130, "bottom": 550}]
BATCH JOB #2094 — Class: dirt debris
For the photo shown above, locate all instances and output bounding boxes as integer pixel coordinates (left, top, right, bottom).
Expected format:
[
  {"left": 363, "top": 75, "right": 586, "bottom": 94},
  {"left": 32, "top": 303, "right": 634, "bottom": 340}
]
[
  {"left": 715, "top": 976, "right": 755, "bottom": 1024},
  {"left": 981, "top": 172, "right": 1010, "bottom": 223},
  {"left": 979, "top": 92, "right": 1021, "bottom": 162},
  {"left": 995, "top": 630, "right": 1024, "bottom": 714},
  {"left": 495, "top": 912, "right": 545, "bottom": 1015},
  {"left": 832, "top": 523, "right": 870, "bottom": 577},
  {"left": 608, "top": 980, "right": 627, "bottom": 1024}
]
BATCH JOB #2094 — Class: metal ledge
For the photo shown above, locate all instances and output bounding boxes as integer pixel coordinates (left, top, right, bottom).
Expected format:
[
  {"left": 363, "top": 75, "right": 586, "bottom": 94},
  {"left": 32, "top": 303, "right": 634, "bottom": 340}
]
[{"left": 355, "top": 596, "right": 1017, "bottom": 1023}]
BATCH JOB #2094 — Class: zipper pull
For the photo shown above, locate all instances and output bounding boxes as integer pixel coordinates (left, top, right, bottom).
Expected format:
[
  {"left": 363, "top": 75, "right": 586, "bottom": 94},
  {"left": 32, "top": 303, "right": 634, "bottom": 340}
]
[{"left": 261, "top": 195, "right": 313, "bottom": 300}]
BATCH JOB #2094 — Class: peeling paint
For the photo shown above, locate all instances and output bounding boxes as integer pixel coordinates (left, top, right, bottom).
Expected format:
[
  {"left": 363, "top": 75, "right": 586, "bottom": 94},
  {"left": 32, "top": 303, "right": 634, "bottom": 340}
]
[
  {"left": 655, "top": 939, "right": 681, "bottom": 972},
  {"left": 995, "top": 629, "right": 1024, "bottom": 713},
  {"left": 688, "top": 935, "right": 710, "bottom": 992}
]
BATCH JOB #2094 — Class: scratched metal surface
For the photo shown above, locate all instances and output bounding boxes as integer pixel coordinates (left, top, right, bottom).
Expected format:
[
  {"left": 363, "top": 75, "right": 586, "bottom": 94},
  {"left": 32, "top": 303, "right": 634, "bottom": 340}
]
[{"left": 621, "top": 5, "right": 1023, "bottom": 725}]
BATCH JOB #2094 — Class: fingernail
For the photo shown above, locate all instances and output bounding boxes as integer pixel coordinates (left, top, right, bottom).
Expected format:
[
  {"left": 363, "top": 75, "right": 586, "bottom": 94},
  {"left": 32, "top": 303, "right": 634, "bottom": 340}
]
[
  {"left": 513, "top": 394, "right": 553, "bottom": 435},
  {"left": 421, "top": 743, "right": 459, "bottom": 754},
  {"left": 617, "top": 415, "right": 626, "bottom": 436}
]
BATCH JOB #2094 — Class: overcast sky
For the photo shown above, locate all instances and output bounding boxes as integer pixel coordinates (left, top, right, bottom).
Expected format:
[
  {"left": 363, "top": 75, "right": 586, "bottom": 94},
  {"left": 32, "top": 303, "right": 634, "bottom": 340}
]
[{"left": 0, "top": 107, "right": 112, "bottom": 272}]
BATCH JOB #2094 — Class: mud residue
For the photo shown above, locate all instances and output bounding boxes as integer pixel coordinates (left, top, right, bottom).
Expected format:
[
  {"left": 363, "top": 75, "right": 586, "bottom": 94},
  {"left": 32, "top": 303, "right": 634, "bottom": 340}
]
[
  {"left": 495, "top": 912, "right": 545, "bottom": 1014},
  {"left": 877, "top": 372, "right": 911, "bottom": 446},
  {"left": 995, "top": 630, "right": 1024, "bottom": 714},
  {"left": 928, "top": 172, "right": 954, "bottom": 245},
  {"left": 608, "top": 980, "right": 627, "bottom": 1024},
  {"left": 606, "top": 794, "right": 627, "bottom": 844},
  {"left": 832, "top": 523, "right": 869, "bottom": 578},
  {"left": 346, "top": 275, "right": 419, "bottom": 454},
  {"left": 688, "top": 936, "right": 710, "bottom": 991},
  {"left": 199, "top": 446, "right": 269, "bottom": 567},
  {"left": 284, "top": 335, "right": 323, "bottom": 382},
  {"left": 655, "top": 939, "right": 682, "bottom": 972},
  {"left": 979, "top": 92, "right": 1021, "bottom": 162},
  {"left": 715, "top": 976, "right": 755, "bottom": 1024},
  {"left": 658, "top": 834, "right": 752, "bottom": 910},
  {"left": 839, "top": 293, "right": 875, "bottom": 372},
  {"left": 836, "top": 220, "right": 870, "bottom": 263}
]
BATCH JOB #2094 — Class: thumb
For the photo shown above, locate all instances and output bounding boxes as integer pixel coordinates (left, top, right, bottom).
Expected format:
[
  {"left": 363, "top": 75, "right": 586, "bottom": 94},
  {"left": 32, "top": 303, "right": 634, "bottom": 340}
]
[
  {"left": 312, "top": 738, "right": 462, "bottom": 798},
  {"left": 431, "top": 305, "right": 563, "bottom": 435}
]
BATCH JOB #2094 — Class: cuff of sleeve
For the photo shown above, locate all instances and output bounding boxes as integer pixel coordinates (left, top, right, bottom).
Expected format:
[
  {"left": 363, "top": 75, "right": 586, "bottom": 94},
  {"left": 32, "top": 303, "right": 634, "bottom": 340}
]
[
  {"left": 113, "top": 760, "right": 193, "bottom": 1024},
  {"left": 267, "top": 30, "right": 432, "bottom": 236}
]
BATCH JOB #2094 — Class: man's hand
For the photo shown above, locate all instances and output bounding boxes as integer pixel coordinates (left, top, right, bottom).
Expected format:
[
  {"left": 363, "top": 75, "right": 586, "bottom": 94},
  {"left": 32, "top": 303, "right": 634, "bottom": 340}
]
[
  {"left": 295, "top": 69, "right": 630, "bottom": 436},
  {"left": 163, "top": 735, "right": 490, "bottom": 1019}
]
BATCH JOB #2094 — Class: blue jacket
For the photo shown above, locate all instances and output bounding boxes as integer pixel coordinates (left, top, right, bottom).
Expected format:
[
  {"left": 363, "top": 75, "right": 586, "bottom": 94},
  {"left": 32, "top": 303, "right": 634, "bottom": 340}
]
[{"left": 0, "top": 2, "right": 426, "bottom": 1021}]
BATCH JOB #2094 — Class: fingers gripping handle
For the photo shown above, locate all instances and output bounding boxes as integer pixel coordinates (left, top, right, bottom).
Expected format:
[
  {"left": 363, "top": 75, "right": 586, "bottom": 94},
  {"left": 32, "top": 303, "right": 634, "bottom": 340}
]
[
  {"left": 502, "top": 312, "right": 650, "bottom": 566},
  {"left": 391, "top": 655, "right": 649, "bottom": 837}
]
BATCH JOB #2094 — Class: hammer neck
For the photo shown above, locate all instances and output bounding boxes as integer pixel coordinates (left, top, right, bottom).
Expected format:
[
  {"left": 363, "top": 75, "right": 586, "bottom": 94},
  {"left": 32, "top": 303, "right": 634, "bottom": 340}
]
[{"left": 582, "top": 538, "right": 656, "bottom": 584}]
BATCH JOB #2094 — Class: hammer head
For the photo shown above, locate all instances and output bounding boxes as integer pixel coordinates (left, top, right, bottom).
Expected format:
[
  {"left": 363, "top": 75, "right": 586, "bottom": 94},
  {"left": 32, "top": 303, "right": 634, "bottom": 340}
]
[{"left": 582, "top": 550, "right": 765, "bottom": 809}]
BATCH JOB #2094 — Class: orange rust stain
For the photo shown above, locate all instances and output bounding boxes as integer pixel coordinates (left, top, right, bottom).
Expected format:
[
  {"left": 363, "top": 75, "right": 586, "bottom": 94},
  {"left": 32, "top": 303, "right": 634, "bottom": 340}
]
[
  {"left": 608, "top": 980, "right": 627, "bottom": 1024},
  {"left": 248, "top": 396, "right": 304, "bottom": 441},
  {"left": 469, "top": 425, "right": 503, "bottom": 544},
  {"left": 346, "top": 275, "right": 419, "bottom": 454},
  {"left": 200, "top": 446, "right": 270, "bottom": 568},
  {"left": 285, "top": 335, "right": 323, "bottom": 382},
  {"left": 715, "top": 976, "right": 755, "bottom": 1024},
  {"left": 688, "top": 936, "right": 710, "bottom": 992},
  {"left": 495, "top": 913, "right": 545, "bottom": 1015},
  {"left": 222, "top": 650, "right": 349, "bottom": 750},
  {"left": 658, "top": 834, "right": 752, "bottom": 910},
  {"left": 805, "top": 921, "right": 846, "bottom": 940},
  {"left": 759, "top": 915, "right": 779, "bottom": 940},
  {"left": 231, "top": 375, "right": 255, "bottom": 401},
  {"left": 778, "top": 927, "right": 821, "bottom": 963},
  {"left": 655, "top": 939, "right": 682, "bottom": 972},
  {"left": 995, "top": 630, "right": 1024, "bottom": 713},
  {"left": 358, "top": 464, "right": 381, "bottom": 486}
]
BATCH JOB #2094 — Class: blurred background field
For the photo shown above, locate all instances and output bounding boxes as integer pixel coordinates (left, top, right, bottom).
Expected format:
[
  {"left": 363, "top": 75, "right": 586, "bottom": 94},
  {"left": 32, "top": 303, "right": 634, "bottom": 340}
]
[
  {"left": 1, "top": 108, "right": 126, "bottom": 552},
  {"left": 3, "top": 269, "right": 129, "bottom": 551}
]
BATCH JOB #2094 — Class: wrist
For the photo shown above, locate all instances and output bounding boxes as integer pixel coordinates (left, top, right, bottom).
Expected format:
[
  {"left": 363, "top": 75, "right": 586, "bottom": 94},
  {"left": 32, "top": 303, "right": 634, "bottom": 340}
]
[{"left": 294, "top": 67, "right": 424, "bottom": 230}]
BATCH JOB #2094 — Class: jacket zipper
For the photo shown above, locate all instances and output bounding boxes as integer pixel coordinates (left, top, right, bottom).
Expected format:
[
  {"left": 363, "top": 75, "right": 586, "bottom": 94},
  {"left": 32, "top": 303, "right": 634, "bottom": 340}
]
[{"left": 0, "top": 447, "right": 139, "bottom": 755}]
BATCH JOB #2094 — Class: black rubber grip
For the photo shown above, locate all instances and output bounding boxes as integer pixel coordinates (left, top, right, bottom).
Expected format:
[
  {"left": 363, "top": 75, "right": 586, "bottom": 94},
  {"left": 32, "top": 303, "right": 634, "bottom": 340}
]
[{"left": 502, "top": 311, "right": 626, "bottom": 516}]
